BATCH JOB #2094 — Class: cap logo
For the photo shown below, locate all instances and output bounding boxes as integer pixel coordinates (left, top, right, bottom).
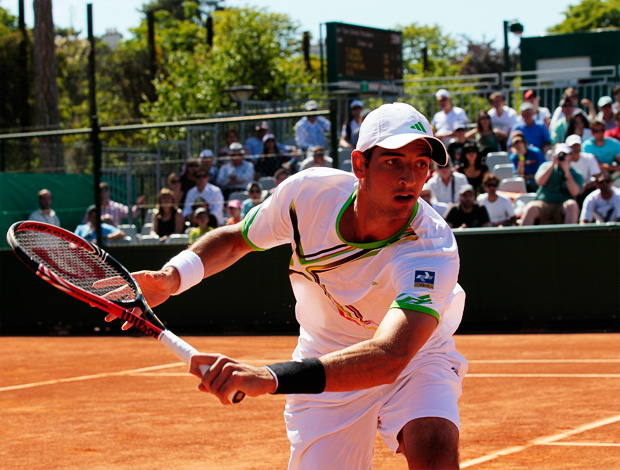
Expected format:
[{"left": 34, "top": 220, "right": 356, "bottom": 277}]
[{"left": 410, "top": 121, "right": 426, "bottom": 133}]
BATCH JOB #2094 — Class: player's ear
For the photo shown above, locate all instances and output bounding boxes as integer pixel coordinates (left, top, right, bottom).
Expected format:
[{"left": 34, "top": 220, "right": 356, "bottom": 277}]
[{"left": 351, "top": 150, "right": 366, "bottom": 178}]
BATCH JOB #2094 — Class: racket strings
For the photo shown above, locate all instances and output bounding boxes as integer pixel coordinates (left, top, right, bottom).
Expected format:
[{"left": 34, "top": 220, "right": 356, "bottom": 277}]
[{"left": 15, "top": 230, "right": 138, "bottom": 300}]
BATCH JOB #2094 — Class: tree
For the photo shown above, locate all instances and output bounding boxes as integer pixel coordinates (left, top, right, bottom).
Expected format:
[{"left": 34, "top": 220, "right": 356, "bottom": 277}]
[
  {"left": 398, "top": 22, "right": 461, "bottom": 77},
  {"left": 33, "top": 0, "right": 64, "bottom": 171},
  {"left": 548, "top": 0, "right": 620, "bottom": 34},
  {"left": 458, "top": 37, "right": 516, "bottom": 76}
]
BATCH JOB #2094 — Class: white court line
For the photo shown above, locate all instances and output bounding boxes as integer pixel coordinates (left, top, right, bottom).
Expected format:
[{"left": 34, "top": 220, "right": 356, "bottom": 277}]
[
  {"left": 542, "top": 442, "right": 620, "bottom": 447},
  {"left": 461, "top": 414, "right": 620, "bottom": 468},
  {"left": 0, "top": 362, "right": 182, "bottom": 392}
]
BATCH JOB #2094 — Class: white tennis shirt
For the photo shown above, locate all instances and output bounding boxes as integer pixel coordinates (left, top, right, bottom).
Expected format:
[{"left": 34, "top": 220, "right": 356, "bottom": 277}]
[{"left": 242, "top": 167, "right": 465, "bottom": 367}]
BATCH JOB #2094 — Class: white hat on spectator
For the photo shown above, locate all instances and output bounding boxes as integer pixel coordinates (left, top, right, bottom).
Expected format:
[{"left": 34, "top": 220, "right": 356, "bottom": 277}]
[
  {"left": 520, "top": 102, "right": 534, "bottom": 112},
  {"left": 554, "top": 143, "right": 572, "bottom": 156},
  {"left": 566, "top": 134, "right": 582, "bottom": 147},
  {"left": 229, "top": 142, "right": 244, "bottom": 154},
  {"left": 199, "top": 149, "right": 214, "bottom": 158},
  {"left": 598, "top": 96, "right": 613, "bottom": 108},
  {"left": 350, "top": 100, "right": 364, "bottom": 109},
  {"left": 303, "top": 100, "right": 319, "bottom": 111},
  {"left": 356, "top": 102, "right": 448, "bottom": 166},
  {"left": 458, "top": 184, "right": 475, "bottom": 196},
  {"left": 435, "top": 89, "right": 451, "bottom": 100},
  {"left": 262, "top": 133, "right": 275, "bottom": 143}
]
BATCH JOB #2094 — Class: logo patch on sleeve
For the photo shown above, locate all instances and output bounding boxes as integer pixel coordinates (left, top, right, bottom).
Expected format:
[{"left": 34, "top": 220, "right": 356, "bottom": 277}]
[{"left": 414, "top": 270, "right": 435, "bottom": 289}]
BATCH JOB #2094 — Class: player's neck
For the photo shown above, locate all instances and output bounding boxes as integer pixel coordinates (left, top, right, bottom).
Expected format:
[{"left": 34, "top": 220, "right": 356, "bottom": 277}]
[{"left": 340, "top": 194, "right": 408, "bottom": 244}]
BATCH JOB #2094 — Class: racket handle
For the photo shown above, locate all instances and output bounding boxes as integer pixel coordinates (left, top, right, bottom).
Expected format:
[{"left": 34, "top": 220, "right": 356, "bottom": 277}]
[{"left": 158, "top": 329, "right": 245, "bottom": 403}]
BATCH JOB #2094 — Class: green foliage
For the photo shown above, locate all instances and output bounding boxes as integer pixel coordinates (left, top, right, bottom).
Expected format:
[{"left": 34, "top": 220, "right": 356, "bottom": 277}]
[{"left": 548, "top": 0, "right": 620, "bottom": 33}]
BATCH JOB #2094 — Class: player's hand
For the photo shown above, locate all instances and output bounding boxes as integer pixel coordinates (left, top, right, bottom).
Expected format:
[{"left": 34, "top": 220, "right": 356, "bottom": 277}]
[
  {"left": 132, "top": 268, "right": 180, "bottom": 308},
  {"left": 190, "top": 354, "right": 277, "bottom": 405}
]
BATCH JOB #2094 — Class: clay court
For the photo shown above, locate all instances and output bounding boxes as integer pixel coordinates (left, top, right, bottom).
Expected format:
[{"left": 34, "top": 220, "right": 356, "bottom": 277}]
[{"left": 2, "top": 333, "right": 619, "bottom": 469}]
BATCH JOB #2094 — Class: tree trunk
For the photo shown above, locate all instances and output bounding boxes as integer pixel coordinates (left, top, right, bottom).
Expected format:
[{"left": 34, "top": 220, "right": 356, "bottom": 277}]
[{"left": 33, "top": 0, "right": 64, "bottom": 172}]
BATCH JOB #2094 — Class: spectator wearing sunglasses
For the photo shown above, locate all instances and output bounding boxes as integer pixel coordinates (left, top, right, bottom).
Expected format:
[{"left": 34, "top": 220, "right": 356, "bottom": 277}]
[
  {"left": 241, "top": 181, "right": 266, "bottom": 217},
  {"left": 476, "top": 174, "right": 516, "bottom": 226},
  {"left": 183, "top": 168, "right": 225, "bottom": 225},
  {"left": 579, "top": 171, "right": 620, "bottom": 223},
  {"left": 582, "top": 120, "right": 620, "bottom": 174}
]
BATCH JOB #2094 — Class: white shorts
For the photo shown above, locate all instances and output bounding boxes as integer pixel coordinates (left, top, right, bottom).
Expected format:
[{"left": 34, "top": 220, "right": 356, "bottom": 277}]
[{"left": 283, "top": 355, "right": 467, "bottom": 470}]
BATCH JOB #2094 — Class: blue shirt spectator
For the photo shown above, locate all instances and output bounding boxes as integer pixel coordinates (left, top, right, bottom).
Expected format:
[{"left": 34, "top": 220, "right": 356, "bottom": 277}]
[{"left": 510, "top": 102, "right": 551, "bottom": 155}]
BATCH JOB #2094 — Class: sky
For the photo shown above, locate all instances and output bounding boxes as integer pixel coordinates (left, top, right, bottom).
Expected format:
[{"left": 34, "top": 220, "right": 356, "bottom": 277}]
[{"left": 2, "top": 0, "right": 578, "bottom": 49}]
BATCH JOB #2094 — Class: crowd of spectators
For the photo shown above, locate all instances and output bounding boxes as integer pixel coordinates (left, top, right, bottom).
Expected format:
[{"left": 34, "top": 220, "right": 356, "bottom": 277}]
[{"left": 26, "top": 89, "right": 620, "bottom": 244}]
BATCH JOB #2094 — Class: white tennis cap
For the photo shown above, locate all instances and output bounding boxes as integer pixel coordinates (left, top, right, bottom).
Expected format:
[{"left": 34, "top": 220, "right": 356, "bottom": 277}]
[
  {"left": 565, "top": 134, "right": 582, "bottom": 147},
  {"left": 356, "top": 102, "right": 448, "bottom": 166}
]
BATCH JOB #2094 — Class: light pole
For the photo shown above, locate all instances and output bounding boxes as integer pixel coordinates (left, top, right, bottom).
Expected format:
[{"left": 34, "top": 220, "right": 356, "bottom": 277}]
[
  {"left": 503, "top": 20, "right": 524, "bottom": 73},
  {"left": 225, "top": 85, "right": 257, "bottom": 115}
]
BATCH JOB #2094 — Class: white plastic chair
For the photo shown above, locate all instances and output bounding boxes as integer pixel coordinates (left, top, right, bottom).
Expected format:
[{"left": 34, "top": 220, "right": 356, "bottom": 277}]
[
  {"left": 499, "top": 177, "right": 527, "bottom": 194},
  {"left": 485, "top": 152, "right": 511, "bottom": 170},
  {"left": 491, "top": 164, "right": 515, "bottom": 181}
]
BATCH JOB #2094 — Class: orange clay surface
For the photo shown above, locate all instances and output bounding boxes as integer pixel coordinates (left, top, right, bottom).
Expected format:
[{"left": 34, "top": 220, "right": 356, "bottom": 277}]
[{"left": 1, "top": 333, "right": 619, "bottom": 469}]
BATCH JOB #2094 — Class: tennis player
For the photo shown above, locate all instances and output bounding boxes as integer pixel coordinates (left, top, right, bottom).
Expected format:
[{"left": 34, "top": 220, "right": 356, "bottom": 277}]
[{"left": 130, "top": 102, "right": 468, "bottom": 469}]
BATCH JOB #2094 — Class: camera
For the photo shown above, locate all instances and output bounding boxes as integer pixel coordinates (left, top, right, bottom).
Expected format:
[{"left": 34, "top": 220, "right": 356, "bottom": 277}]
[{"left": 557, "top": 152, "right": 566, "bottom": 162}]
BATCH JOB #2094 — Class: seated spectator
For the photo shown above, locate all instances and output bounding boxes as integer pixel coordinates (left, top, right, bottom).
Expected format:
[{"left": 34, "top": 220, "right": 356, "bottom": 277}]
[
  {"left": 218, "top": 128, "right": 243, "bottom": 157},
  {"left": 299, "top": 145, "right": 333, "bottom": 171},
  {"left": 582, "top": 120, "right": 620, "bottom": 174},
  {"left": 487, "top": 91, "right": 518, "bottom": 136},
  {"left": 419, "top": 183, "right": 450, "bottom": 218},
  {"left": 604, "top": 111, "right": 620, "bottom": 141},
  {"left": 166, "top": 173, "right": 184, "bottom": 205},
  {"left": 198, "top": 149, "right": 218, "bottom": 182},
  {"left": 579, "top": 171, "right": 620, "bottom": 223},
  {"left": 520, "top": 89, "right": 551, "bottom": 128},
  {"left": 566, "top": 134, "right": 601, "bottom": 200},
  {"left": 270, "top": 167, "right": 290, "bottom": 194},
  {"left": 225, "top": 199, "right": 243, "bottom": 225},
  {"left": 339, "top": 100, "right": 364, "bottom": 149},
  {"left": 446, "top": 123, "right": 470, "bottom": 167},
  {"left": 245, "top": 121, "right": 270, "bottom": 156},
  {"left": 564, "top": 114, "right": 591, "bottom": 143},
  {"left": 241, "top": 181, "right": 265, "bottom": 217},
  {"left": 509, "top": 131, "right": 546, "bottom": 193},
  {"left": 613, "top": 86, "right": 620, "bottom": 114},
  {"left": 596, "top": 96, "right": 616, "bottom": 131},
  {"left": 28, "top": 189, "right": 60, "bottom": 226},
  {"left": 188, "top": 207, "right": 214, "bottom": 244},
  {"left": 521, "top": 144, "right": 583, "bottom": 225},
  {"left": 180, "top": 158, "right": 200, "bottom": 198},
  {"left": 256, "top": 133, "right": 290, "bottom": 176},
  {"left": 476, "top": 174, "right": 516, "bottom": 227},
  {"left": 99, "top": 182, "right": 144, "bottom": 227},
  {"left": 150, "top": 188, "right": 184, "bottom": 242},
  {"left": 550, "top": 87, "right": 590, "bottom": 130},
  {"left": 216, "top": 142, "right": 255, "bottom": 199},
  {"left": 75, "top": 205, "right": 125, "bottom": 245},
  {"left": 465, "top": 111, "right": 501, "bottom": 155},
  {"left": 431, "top": 88, "right": 469, "bottom": 145},
  {"left": 294, "top": 100, "right": 331, "bottom": 151},
  {"left": 427, "top": 160, "right": 469, "bottom": 204},
  {"left": 550, "top": 98, "right": 576, "bottom": 144},
  {"left": 511, "top": 102, "right": 552, "bottom": 155},
  {"left": 445, "top": 184, "right": 491, "bottom": 229},
  {"left": 183, "top": 167, "right": 225, "bottom": 225},
  {"left": 457, "top": 142, "right": 488, "bottom": 195}
]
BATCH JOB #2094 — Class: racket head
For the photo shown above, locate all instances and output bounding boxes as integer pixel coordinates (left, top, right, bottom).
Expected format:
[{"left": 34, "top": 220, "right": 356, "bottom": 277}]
[{"left": 7, "top": 221, "right": 165, "bottom": 333}]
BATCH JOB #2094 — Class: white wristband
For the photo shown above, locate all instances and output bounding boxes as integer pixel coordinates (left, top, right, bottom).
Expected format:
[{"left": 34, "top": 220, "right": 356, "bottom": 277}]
[{"left": 163, "top": 250, "right": 204, "bottom": 295}]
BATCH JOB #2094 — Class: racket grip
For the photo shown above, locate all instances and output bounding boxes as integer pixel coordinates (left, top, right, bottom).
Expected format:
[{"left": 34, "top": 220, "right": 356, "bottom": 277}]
[{"left": 158, "top": 329, "right": 245, "bottom": 403}]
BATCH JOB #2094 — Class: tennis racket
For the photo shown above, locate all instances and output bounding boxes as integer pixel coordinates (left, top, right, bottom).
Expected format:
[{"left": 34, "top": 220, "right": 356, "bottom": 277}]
[{"left": 6, "top": 220, "right": 245, "bottom": 403}]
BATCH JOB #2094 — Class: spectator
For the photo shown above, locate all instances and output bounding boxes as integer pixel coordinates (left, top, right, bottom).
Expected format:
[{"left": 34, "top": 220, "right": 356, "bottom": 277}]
[
  {"left": 75, "top": 205, "right": 125, "bottom": 245},
  {"left": 612, "top": 85, "right": 620, "bottom": 114},
  {"left": 446, "top": 123, "right": 470, "bottom": 167},
  {"left": 216, "top": 142, "right": 255, "bottom": 199},
  {"left": 218, "top": 128, "right": 243, "bottom": 157},
  {"left": 269, "top": 167, "right": 290, "bottom": 194},
  {"left": 550, "top": 98, "right": 576, "bottom": 144},
  {"left": 419, "top": 183, "right": 450, "bottom": 218},
  {"left": 604, "top": 111, "right": 620, "bottom": 141},
  {"left": 445, "top": 184, "right": 491, "bottom": 229},
  {"left": 294, "top": 100, "right": 331, "bottom": 151},
  {"left": 241, "top": 181, "right": 265, "bottom": 217},
  {"left": 521, "top": 89, "right": 551, "bottom": 128},
  {"left": 151, "top": 188, "right": 184, "bottom": 242},
  {"left": 582, "top": 120, "right": 620, "bottom": 174},
  {"left": 198, "top": 149, "right": 218, "bottom": 182},
  {"left": 550, "top": 87, "right": 590, "bottom": 130},
  {"left": 339, "top": 100, "right": 364, "bottom": 149},
  {"left": 180, "top": 158, "right": 200, "bottom": 197},
  {"left": 511, "top": 102, "right": 552, "bottom": 155},
  {"left": 566, "top": 134, "right": 601, "bottom": 197},
  {"left": 476, "top": 174, "right": 516, "bottom": 227},
  {"left": 245, "top": 121, "right": 270, "bottom": 156},
  {"left": 28, "top": 189, "right": 60, "bottom": 226},
  {"left": 564, "top": 114, "right": 592, "bottom": 143},
  {"left": 187, "top": 207, "right": 214, "bottom": 244},
  {"left": 457, "top": 142, "right": 488, "bottom": 195},
  {"left": 99, "top": 182, "right": 144, "bottom": 227},
  {"left": 465, "top": 111, "right": 501, "bottom": 155},
  {"left": 183, "top": 167, "right": 225, "bottom": 225},
  {"left": 427, "top": 160, "right": 469, "bottom": 204},
  {"left": 487, "top": 91, "right": 518, "bottom": 136},
  {"left": 166, "top": 173, "right": 184, "bottom": 205},
  {"left": 596, "top": 96, "right": 616, "bottom": 131},
  {"left": 431, "top": 88, "right": 469, "bottom": 145},
  {"left": 579, "top": 171, "right": 620, "bottom": 223},
  {"left": 509, "top": 131, "right": 547, "bottom": 193},
  {"left": 225, "top": 199, "right": 243, "bottom": 225},
  {"left": 257, "top": 133, "right": 290, "bottom": 176},
  {"left": 521, "top": 144, "right": 583, "bottom": 226},
  {"left": 299, "top": 145, "right": 333, "bottom": 171}
]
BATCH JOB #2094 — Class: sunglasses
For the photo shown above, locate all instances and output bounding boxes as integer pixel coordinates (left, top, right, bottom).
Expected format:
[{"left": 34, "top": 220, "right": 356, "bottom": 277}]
[
  {"left": 249, "top": 189, "right": 261, "bottom": 194},
  {"left": 485, "top": 182, "right": 499, "bottom": 188},
  {"left": 598, "top": 179, "right": 612, "bottom": 184},
  {"left": 592, "top": 129, "right": 605, "bottom": 134}
]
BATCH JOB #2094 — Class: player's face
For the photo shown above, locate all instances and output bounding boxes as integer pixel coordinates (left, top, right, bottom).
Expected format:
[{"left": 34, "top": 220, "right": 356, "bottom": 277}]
[{"left": 361, "top": 140, "right": 432, "bottom": 221}]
